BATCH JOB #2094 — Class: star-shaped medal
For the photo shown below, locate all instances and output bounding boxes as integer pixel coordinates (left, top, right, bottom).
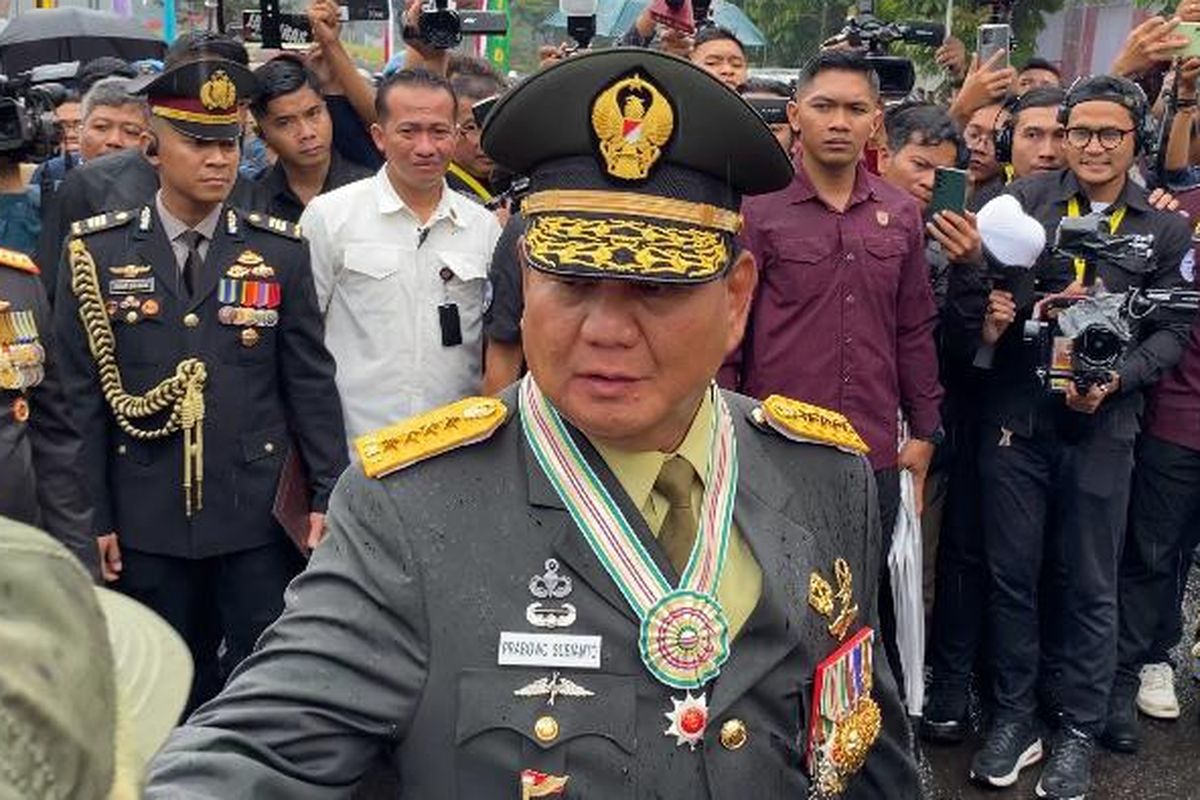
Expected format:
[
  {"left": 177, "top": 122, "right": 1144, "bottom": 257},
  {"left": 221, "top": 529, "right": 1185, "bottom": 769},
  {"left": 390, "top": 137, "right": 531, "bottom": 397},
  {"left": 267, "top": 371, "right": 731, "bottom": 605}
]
[{"left": 664, "top": 690, "right": 708, "bottom": 750}]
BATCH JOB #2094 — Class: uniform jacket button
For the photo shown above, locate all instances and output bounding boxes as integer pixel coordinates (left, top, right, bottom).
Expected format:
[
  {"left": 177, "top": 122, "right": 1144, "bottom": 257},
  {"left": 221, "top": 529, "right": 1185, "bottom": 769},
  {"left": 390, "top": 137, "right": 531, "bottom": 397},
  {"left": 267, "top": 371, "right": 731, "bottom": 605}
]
[
  {"left": 264, "top": 442, "right": 275, "bottom": 454},
  {"left": 533, "top": 715, "right": 559, "bottom": 743},
  {"left": 183, "top": 313, "right": 200, "bottom": 328},
  {"left": 720, "top": 718, "right": 748, "bottom": 750}
]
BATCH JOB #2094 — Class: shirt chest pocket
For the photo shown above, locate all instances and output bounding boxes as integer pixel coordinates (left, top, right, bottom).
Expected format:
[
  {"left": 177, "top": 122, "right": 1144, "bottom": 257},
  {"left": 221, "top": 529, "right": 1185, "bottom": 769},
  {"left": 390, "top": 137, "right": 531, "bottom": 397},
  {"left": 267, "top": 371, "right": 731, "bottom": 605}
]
[
  {"left": 454, "top": 668, "right": 636, "bottom": 799},
  {"left": 339, "top": 244, "right": 418, "bottom": 317},
  {"left": 435, "top": 250, "right": 490, "bottom": 323},
  {"left": 772, "top": 238, "right": 838, "bottom": 305},
  {"left": 858, "top": 234, "right": 906, "bottom": 298}
]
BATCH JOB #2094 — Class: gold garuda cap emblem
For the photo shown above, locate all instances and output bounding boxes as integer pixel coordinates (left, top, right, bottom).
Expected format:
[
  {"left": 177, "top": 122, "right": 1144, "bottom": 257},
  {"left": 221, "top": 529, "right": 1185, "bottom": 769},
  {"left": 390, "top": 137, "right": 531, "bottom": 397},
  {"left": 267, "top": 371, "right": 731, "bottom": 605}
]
[
  {"left": 591, "top": 72, "right": 675, "bottom": 181},
  {"left": 200, "top": 70, "right": 238, "bottom": 111}
]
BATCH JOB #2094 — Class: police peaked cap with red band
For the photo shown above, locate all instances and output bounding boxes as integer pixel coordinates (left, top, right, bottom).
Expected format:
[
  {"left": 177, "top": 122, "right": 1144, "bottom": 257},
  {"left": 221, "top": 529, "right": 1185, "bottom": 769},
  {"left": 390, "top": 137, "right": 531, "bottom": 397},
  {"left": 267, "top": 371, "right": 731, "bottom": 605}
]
[{"left": 130, "top": 58, "right": 256, "bottom": 141}]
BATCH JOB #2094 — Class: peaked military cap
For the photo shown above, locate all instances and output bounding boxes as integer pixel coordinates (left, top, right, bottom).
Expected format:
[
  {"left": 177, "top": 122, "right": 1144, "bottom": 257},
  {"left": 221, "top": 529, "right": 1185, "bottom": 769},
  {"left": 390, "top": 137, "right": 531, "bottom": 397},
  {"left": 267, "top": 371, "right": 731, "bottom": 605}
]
[
  {"left": 131, "top": 58, "right": 255, "bottom": 141},
  {"left": 482, "top": 48, "right": 794, "bottom": 284}
]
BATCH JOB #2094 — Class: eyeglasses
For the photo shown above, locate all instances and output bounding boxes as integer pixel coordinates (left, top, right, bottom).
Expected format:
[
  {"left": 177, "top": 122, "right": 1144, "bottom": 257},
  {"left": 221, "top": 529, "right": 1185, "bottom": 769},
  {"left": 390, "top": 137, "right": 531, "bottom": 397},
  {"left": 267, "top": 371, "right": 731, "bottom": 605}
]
[{"left": 1065, "top": 126, "right": 1133, "bottom": 150}]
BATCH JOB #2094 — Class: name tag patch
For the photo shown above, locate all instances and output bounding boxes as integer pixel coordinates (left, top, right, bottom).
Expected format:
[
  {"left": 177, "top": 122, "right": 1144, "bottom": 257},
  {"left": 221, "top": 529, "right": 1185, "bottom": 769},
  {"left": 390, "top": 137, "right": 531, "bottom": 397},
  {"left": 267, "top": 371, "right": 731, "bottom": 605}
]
[
  {"left": 109, "top": 277, "right": 155, "bottom": 294},
  {"left": 497, "top": 632, "right": 602, "bottom": 670}
]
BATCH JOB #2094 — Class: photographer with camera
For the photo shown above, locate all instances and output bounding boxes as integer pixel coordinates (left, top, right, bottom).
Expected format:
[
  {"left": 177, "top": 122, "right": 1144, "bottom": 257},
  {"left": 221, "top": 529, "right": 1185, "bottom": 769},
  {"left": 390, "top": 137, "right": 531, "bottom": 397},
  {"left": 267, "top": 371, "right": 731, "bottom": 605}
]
[{"left": 970, "top": 76, "right": 1194, "bottom": 799}]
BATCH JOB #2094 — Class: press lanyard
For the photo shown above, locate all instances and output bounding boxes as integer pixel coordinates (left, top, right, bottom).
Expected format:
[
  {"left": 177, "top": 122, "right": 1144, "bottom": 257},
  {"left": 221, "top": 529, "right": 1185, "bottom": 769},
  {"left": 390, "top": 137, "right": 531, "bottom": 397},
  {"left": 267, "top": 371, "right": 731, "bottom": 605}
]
[
  {"left": 447, "top": 162, "right": 494, "bottom": 204},
  {"left": 1066, "top": 196, "right": 1126, "bottom": 282}
]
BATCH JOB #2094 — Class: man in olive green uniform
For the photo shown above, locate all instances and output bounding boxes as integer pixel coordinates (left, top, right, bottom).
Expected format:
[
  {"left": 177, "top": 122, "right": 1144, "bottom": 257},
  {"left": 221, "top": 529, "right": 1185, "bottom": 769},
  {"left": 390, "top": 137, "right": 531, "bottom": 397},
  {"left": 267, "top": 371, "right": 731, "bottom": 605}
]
[{"left": 146, "top": 50, "right": 918, "bottom": 799}]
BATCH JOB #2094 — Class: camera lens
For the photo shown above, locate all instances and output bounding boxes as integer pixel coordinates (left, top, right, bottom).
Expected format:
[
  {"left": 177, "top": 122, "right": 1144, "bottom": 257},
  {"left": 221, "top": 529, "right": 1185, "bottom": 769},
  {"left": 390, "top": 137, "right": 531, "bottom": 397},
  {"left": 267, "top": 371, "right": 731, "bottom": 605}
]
[{"left": 1075, "top": 326, "right": 1122, "bottom": 369}]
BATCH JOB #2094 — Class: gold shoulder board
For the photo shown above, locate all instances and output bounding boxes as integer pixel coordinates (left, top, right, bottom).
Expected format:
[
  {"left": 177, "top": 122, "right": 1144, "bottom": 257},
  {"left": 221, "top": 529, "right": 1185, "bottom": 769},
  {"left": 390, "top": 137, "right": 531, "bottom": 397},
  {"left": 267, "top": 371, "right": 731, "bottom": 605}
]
[
  {"left": 755, "top": 395, "right": 870, "bottom": 455},
  {"left": 69, "top": 209, "right": 136, "bottom": 238},
  {"left": 355, "top": 397, "right": 508, "bottom": 479},
  {"left": 245, "top": 212, "right": 302, "bottom": 240},
  {"left": 0, "top": 247, "right": 38, "bottom": 274}
]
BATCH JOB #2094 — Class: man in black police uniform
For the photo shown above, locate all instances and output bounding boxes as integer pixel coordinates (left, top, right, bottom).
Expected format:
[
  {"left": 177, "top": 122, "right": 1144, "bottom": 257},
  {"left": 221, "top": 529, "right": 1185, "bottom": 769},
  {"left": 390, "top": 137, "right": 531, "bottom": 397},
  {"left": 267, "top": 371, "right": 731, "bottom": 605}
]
[
  {"left": 145, "top": 48, "right": 918, "bottom": 799},
  {"left": 37, "top": 32, "right": 255, "bottom": 303},
  {"left": 53, "top": 57, "right": 348, "bottom": 711},
  {"left": 0, "top": 248, "right": 97, "bottom": 576},
  {"left": 971, "top": 76, "right": 1194, "bottom": 798}
]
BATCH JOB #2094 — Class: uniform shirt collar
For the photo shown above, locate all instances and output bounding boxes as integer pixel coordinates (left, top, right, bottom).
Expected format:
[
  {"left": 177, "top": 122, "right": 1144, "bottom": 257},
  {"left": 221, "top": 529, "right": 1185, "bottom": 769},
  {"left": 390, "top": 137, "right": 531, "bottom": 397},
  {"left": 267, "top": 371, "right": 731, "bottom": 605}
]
[
  {"left": 373, "top": 164, "right": 468, "bottom": 229},
  {"left": 591, "top": 387, "right": 715, "bottom": 531},
  {"left": 154, "top": 190, "right": 222, "bottom": 242},
  {"left": 789, "top": 158, "right": 877, "bottom": 209}
]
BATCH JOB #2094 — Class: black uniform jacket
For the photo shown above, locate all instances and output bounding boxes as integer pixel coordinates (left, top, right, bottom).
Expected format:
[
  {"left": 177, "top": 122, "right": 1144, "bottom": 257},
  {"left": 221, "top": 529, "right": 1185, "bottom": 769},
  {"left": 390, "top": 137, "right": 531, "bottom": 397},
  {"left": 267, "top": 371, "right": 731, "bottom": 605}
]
[
  {"left": 0, "top": 259, "right": 97, "bottom": 574},
  {"left": 145, "top": 387, "right": 918, "bottom": 799},
  {"left": 37, "top": 149, "right": 255, "bottom": 303},
  {"left": 983, "top": 169, "right": 1195, "bottom": 440},
  {"left": 52, "top": 204, "right": 347, "bottom": 558}
]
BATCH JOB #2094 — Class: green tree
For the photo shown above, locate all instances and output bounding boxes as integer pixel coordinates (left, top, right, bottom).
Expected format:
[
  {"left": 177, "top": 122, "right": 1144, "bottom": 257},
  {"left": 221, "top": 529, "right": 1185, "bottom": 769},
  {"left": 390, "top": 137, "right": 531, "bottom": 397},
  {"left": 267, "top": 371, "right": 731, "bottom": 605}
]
[{"left": 743, "top": 0, "right": 1066, "bottom": 70}]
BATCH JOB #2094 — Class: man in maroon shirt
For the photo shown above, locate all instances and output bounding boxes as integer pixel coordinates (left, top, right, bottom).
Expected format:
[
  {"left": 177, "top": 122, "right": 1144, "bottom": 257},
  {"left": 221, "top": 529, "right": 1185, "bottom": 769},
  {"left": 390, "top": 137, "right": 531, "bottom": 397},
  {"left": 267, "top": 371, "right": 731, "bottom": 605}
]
[
  {"left": 720, "top": 50, "right": 944, "bottom": 687},
  {"left": 1103, "top": 192, "right": 1200, "bottom": 752}
]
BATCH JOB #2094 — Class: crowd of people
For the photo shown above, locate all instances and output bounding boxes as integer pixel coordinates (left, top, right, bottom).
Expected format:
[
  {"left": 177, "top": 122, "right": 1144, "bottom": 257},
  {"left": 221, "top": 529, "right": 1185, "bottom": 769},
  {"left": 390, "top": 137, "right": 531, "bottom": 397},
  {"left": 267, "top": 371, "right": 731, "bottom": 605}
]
[{"left": 2, "top": 0, "right": 1200, "bottom": 798}]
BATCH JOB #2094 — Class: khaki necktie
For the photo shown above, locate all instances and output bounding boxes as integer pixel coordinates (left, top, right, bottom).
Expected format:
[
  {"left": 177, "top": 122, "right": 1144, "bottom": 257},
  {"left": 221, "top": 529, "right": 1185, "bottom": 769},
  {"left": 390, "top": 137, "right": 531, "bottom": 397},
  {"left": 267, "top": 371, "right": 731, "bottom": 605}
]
[{"left": 655, "top": 455, "right": 698, "bottom": 575}]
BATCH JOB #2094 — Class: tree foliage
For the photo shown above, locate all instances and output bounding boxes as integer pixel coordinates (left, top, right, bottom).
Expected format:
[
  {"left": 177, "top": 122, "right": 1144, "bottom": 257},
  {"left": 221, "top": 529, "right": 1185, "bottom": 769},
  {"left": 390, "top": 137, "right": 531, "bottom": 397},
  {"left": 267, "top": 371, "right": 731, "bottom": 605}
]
[{"left": 742, "top": 0, "right": 1067, "bottom": 70}]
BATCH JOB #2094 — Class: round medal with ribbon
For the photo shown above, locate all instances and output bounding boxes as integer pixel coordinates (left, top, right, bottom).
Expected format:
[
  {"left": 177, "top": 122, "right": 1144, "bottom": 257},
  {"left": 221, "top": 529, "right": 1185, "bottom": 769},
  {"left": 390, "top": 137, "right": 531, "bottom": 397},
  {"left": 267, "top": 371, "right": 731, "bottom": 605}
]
[{"left": 520, "top": 375, "right": 739, "bottom": 746}]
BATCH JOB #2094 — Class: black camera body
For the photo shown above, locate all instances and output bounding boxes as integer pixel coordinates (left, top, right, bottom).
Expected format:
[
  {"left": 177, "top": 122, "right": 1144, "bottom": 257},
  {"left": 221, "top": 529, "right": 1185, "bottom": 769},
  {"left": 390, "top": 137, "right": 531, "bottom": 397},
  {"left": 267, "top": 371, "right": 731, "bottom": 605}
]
[
  {"left": 1022, "top": 215, "right": 1157, "bottom": 393},
  {"left": 830, "top": 0, "right": 944, "bottom": 99},
  {"left": 0, "top": 72, "right": 65, "bottom": 163},
  {"left": 418, "top": 0, "right": 508, "bottom": 50}
]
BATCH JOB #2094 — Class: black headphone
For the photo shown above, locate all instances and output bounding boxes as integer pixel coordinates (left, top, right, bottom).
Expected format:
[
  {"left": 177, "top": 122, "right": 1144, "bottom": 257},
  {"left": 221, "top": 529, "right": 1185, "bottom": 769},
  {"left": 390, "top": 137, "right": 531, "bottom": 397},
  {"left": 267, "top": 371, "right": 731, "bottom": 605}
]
[{"left": 1057, "top": 75, "right": 1155, "bottom": 156}]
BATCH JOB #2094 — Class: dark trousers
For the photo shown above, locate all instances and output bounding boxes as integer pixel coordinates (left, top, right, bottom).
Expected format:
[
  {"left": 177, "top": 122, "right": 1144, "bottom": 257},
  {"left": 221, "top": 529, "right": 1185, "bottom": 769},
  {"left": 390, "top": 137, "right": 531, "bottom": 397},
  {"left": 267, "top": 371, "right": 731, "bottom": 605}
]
[
  {"left": 875, "top": 467, "right": 904, "bottom": 695},
  {"left": 1114, "top": 434, "right": 1200, "bottom": 690},
  {"left": 979, "top": 423, "right": 1134, "bottom": 735},
  {"left": 926, "top": 416, "right": 987, "bottom": 694},
  {"left": 118, "top": 539, "right": 305, "bottom": 713}
]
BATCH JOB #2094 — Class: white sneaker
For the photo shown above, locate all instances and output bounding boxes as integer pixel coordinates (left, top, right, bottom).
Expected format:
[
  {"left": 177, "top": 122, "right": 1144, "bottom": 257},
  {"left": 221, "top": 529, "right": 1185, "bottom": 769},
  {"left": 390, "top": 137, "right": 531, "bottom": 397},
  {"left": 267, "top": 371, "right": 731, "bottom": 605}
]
[{"left": 1137, "top": 662, "right": 1181, "bottom": 719}]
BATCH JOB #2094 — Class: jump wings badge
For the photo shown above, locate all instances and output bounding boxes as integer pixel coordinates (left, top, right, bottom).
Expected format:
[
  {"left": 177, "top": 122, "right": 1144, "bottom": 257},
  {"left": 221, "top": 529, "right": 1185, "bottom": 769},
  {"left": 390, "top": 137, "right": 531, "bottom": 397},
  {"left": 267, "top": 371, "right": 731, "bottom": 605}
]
[
  {"left": 513, "top": 672, "right": 594, "bottom": 706},
  {"left": 591, "top": 72, "right": 675, "bottom": 181}
]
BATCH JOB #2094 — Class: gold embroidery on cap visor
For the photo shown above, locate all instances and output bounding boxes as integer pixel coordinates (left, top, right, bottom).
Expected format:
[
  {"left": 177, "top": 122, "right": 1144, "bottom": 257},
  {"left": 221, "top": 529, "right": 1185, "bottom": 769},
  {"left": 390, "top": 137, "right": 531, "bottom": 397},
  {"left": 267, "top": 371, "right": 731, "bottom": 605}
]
[{"left": 524, "top": 214, "right": 731, "bottom": 282}]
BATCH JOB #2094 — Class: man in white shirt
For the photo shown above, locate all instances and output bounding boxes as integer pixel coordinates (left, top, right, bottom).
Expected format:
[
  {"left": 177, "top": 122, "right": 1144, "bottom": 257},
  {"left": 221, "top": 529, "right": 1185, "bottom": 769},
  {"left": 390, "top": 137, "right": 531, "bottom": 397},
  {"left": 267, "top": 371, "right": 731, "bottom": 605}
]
[{"left": 300, "top": 69, "right": 502, "bottom": 446}]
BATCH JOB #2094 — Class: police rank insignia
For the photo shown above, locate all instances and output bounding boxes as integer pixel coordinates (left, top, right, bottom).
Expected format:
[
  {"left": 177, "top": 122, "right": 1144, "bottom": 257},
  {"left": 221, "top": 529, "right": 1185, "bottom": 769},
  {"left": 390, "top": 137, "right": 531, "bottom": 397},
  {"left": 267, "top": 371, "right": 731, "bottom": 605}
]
[
  {"left": 354, "top": 396, "right": 507, "bottom": 478},
  {"left": 755, "top": 395, "right": 870, "bottom": 455},
  {"left": 591, "top": 72, "right": 675, "bottom": 181},
  {"left": 0, "top": 304, "right": 45, "bottom": 391}
]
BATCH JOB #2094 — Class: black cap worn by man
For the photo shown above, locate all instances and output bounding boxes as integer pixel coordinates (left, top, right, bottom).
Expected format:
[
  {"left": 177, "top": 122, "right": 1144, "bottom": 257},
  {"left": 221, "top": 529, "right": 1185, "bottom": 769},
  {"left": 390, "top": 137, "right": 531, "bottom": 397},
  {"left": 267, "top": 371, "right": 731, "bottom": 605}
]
[
  {"left": 131, "top": 58, "right": 257, "bottom": 141},
  {"left": 144, "top": 48, "right": 917, "bottom": 800},
  {"left": 483, "top": 48, "right": 791, "bottom": 284}
]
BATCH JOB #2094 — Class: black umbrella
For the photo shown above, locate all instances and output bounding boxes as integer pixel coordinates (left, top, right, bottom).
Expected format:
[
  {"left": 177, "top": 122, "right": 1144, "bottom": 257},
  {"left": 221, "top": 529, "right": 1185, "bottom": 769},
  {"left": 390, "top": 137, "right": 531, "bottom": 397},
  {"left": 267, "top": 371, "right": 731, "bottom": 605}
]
[{"left": 0, "top": 8, "right": 165, "bottom": 76}]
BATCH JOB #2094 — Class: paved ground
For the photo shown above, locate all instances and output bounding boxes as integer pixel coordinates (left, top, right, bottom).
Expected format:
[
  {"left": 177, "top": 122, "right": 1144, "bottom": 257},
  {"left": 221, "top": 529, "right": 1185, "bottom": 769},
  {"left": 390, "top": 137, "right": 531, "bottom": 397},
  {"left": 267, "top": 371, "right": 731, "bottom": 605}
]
[{"left": 921, "top": 568, "right": 1200, "bottom": 800}]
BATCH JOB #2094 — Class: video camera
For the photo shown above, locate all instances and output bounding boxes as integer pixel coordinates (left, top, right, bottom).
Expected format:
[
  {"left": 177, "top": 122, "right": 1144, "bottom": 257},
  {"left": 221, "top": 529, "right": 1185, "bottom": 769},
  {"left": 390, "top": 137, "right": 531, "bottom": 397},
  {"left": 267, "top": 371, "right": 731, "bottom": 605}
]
[
  {"left": 0, "top": 70, "right": 67, "bottom": 163},
  {"left": 826, "top": 0, "right": 945, "bottom": 99},
  {"left": 417, "top": 0, "right": 508, "bottom": 50},
  {"left": 1021, "top": 214, "right": 1183, "bottom": 393}
]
